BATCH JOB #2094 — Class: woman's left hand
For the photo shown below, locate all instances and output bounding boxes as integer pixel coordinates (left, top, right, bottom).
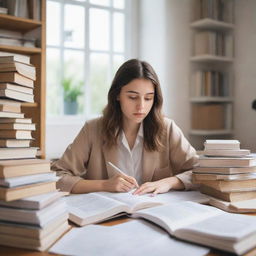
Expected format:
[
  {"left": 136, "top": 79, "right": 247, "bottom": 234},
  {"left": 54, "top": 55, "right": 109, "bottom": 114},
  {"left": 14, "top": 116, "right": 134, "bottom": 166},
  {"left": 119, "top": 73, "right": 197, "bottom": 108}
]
[{"left": 133, "top": 177, "right": 185, "bottom": 196}]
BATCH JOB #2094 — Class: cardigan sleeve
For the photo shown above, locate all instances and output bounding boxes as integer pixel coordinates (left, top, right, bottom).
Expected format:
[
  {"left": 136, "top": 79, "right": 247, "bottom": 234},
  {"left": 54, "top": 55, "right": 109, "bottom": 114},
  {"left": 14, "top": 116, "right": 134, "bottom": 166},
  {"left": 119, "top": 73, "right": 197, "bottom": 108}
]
[
  {"left": 168, "top": 120, "right": 199, "bottom": 190},
  {"left": 51, "top": 121, "right": 92, "bottom": 192}
]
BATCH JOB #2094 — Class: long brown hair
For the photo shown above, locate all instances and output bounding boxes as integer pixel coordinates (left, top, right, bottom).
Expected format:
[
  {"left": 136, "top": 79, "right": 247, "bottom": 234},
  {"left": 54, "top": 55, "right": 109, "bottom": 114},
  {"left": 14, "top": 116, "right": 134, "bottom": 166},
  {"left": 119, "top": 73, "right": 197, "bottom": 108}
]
[{"left": 102, "top": 59, "right": 165, "bottom": 151}]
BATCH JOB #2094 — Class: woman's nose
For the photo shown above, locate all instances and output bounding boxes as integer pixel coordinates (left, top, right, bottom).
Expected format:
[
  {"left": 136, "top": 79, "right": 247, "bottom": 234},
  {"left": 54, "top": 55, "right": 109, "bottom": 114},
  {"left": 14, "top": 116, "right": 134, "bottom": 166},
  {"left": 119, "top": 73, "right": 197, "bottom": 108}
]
[{"left": 137, "top": 99, "right": 144, "bottom": 110}]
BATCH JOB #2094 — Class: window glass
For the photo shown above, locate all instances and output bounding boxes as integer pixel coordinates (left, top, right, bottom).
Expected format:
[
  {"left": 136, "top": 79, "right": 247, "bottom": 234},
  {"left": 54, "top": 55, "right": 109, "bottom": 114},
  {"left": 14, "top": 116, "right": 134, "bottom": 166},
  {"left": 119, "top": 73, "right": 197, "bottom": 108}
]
[
  {"left": 46, "top": 0, "right": 128, "bottom": 117},
  {"left": 113, "top": 0, "right": 125, "bottom": 9},
  {"left": 89, "top": 8, "right": 110, "bottom": 51},
  {"left": 64, "top": 50, "right": 85, "bottom": 114},
  {"left": 113, "top": 12, "right": 124, "bottom": 52},
  {"left": 89, "top": 53, "right": 110, "bottom": 115},
  {"left": 89, "top": 0, "right": 110, "bottom": 7},
  {"left": 113, "top": 54, "right": 124, "bottom": 75}
]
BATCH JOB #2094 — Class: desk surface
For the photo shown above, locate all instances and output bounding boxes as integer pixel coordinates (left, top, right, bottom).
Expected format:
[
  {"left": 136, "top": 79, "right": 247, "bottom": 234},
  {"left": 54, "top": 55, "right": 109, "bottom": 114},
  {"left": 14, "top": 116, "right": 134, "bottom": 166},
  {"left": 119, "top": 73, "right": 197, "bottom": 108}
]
[{"left": 0, "top": 216, "right": 256, "bottom": 256}]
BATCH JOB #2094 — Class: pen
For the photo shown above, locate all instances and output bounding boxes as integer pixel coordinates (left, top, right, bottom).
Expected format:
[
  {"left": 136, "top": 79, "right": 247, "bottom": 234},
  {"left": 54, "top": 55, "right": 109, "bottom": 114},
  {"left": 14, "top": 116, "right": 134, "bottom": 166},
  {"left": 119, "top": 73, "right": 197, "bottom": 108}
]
[{"left": 107, "top": 161, "right": 139, "bottom": 188}]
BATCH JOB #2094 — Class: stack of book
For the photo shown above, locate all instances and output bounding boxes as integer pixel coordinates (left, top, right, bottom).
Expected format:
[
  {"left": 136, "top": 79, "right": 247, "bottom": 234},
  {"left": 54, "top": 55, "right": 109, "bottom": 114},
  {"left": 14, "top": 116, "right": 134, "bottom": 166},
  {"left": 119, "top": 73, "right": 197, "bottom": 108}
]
[
  {"left": 0, "top": 54, "right": 35, "bottom": 103},
  {"left": 0, "top": 52, "right": 70, "bottom": 251},
  {"left": 0, "top": 159, "right": 70, "bottom": 250},
  {"left": 193, "top": 140, "right": 256, "bottom": 212},
  {"left": 0, "top": 53, "right": 37, "bottom": 160}
]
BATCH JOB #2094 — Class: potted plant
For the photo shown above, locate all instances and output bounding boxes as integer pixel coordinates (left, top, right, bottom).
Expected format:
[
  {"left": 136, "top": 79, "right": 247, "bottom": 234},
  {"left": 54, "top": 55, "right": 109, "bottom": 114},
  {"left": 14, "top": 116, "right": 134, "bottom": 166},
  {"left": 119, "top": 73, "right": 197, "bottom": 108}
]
[{"left": 62, "top": 77, "right": 83, "bottom": 115}]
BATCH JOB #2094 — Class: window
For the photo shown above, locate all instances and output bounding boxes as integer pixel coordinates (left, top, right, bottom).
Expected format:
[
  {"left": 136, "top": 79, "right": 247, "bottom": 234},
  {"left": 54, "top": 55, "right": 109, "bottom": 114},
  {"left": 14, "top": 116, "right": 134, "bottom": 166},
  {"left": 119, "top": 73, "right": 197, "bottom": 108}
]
[{"left": 46, "top": 0, "right": 130, "bottom": 120}]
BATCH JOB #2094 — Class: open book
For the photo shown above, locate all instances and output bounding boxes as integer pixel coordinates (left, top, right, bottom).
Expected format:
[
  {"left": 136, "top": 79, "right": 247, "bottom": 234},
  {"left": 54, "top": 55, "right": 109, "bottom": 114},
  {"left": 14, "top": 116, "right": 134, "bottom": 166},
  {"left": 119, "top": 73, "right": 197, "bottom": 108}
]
[
  {"left": 132, "top": 201, "right": 256, "bottom": 255},
  {"left": 65, "top": 190, "right": 209, "bottom": 226}
]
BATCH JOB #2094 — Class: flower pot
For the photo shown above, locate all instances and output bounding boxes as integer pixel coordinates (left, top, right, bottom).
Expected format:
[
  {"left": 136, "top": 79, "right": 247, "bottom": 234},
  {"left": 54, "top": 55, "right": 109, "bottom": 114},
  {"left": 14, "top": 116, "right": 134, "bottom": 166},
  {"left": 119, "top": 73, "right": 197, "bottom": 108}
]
[{"left": 64, "top": 101, "right": 78, "bottom": 115}]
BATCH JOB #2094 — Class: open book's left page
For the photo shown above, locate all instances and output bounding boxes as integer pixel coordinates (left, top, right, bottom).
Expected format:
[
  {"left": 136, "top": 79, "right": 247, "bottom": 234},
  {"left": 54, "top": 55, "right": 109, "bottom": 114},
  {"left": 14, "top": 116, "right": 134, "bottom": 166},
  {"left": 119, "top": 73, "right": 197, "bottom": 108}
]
[{"left": 65, "top": 193, "right": 130, "bottom": 226}]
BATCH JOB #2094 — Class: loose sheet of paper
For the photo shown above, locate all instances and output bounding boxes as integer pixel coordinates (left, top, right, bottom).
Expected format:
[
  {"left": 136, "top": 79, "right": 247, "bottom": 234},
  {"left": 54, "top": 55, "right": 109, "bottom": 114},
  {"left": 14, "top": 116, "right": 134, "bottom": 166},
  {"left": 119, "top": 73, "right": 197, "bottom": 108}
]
[{"left": 49, "top": 219, "right": 209, "bottom": 256}]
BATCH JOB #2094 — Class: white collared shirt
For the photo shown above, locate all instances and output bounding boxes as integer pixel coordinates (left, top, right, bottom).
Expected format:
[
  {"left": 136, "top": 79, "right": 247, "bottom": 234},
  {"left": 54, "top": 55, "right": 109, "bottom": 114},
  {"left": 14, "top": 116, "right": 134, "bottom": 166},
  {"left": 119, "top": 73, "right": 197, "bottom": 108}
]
[{"left": 117, "top": 124, "right": 143, "bottom": 185}]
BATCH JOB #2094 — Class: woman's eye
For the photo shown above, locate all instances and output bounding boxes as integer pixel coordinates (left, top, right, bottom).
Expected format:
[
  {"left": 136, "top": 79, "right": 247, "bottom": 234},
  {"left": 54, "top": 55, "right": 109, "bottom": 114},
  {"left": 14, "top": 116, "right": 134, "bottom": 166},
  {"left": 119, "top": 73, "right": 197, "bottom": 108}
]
[
  {"left": 129, "top": 96, "right": 137, "bottom": 100},
  {"left": 145, "top": 98, "right": 153, "bottom": 101}
]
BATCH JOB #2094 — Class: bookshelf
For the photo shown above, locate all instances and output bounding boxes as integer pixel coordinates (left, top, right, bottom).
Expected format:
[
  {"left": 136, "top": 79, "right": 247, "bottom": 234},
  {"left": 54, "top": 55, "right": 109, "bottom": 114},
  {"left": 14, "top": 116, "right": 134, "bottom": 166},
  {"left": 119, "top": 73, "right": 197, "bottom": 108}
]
[
  {"left": 190, "top": 0, "right": 234, "bottom": 149},
  {"left": 0, "top": 1, "right": 46, "bottom": 158}
]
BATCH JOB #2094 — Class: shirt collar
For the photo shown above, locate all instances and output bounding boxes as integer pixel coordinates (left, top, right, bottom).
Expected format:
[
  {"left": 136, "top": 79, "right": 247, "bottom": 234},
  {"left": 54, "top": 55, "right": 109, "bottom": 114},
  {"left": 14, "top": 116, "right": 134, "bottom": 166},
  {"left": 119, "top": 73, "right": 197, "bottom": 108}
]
[{"left": 137, "top": 122, "right": 144, "bottom": 138}]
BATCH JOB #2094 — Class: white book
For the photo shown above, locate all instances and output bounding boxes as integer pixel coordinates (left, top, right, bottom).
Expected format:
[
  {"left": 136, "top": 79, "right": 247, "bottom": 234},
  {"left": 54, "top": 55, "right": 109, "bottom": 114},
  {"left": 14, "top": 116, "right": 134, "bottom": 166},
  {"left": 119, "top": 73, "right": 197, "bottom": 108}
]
[
  {"left": 0, "top": 52, "right": 30, "bottom": 65},
  {"left": 0, "top": 118, "right": 32, "bottom": 123},
  {"left": 0, "top": 191, "right": 64, "bottom": 210},
  {"left": 132, "top": 201, "right": 256, "bottom": 255},
  {"left": 0, "top": 147, "right": 37, "bottom": 160},
  {"left": 0, "top": 88, "right": 34, "bottom": 102},
  {"left": 204, "top": 140, "right": 240, "bottom": 150},
  {"left": 49, "top": 219, "right": 209, "bottom": 256},
  {"left": 193, "top": 166, "right": 256, "bottom": 174},
  {"left": 209, "top": 197, "right": 256, "bottom": 213},
  {"left": 65, "top": 191, "right": 209, "bottom": 226},
  {"left": 192, "top": 172, "right": 256, "bottom": 181},
  {"left": 0, "top": 111, "right": 24, "bottom": 118},
  {"left": 0, "top": 200, "right": 68, "bottom": 227},
  {"left": 199, "top": 154, "right": 256, "bottom": 168},
  {"left": 0, "top": 212, "right": 68, "bottom": 239},
  {"left": 0, "top": 123, "right": 36, "bottom": 130},
  {"left": 203, "top": 149, "right": 251, "bottom": 157},
  {"left": 0, "top": 172, "right": 58, "bottom": 188},
  {"left": 0, "top": 221, "right": 70, "bottom": 251},
  {"left": 0, "top": 83, "right": 33, "bottom": 94},
  {"left": 0, "top": 139, "right": 31, "bottom": 148}
]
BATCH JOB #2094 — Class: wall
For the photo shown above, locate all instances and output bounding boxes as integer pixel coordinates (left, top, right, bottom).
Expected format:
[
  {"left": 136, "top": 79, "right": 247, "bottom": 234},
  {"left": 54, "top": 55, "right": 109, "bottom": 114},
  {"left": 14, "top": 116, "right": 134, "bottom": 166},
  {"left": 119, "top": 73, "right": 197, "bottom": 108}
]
[
  {"left": 139, "top": 0, "right": 191, "bottom": 135},
  {"left": 46, "top": 121, "right": 83, "bottom": 159},
  {"left": 234, "top": 0, "right": 256, "bottom": 151}
]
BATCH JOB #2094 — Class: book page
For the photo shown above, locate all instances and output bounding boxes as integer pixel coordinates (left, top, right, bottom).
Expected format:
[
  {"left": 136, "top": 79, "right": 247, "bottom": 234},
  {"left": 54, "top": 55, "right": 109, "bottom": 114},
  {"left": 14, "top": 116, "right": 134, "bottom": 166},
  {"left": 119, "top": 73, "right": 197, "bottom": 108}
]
[
  {"left": 149, "top": 191, "right": 209, "bottom": 204},
  {"left": 49, "top": 219, "right": 209, "bottom": 256},
  {"left": 65, "top": 193, "right": 129, "bottom": 225},
  {"left": 132, "top": 201, "right": 223, "bottom": 234},
  {"left": 96, "top": 190, "right": 209, "bottom": 211},
  {"left": 96, "top": 191, "right": 163, "bottom": 211},
  {"left": 177, "top": 213, "right": 256, "bottom": 241}
]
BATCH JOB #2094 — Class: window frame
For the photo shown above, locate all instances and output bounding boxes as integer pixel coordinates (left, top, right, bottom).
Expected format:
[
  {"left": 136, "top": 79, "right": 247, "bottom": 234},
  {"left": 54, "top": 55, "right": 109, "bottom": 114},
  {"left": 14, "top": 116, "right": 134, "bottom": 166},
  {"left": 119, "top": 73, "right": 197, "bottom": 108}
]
[{"left": 46, "top": 0, "right": 138, "bottom": 125}]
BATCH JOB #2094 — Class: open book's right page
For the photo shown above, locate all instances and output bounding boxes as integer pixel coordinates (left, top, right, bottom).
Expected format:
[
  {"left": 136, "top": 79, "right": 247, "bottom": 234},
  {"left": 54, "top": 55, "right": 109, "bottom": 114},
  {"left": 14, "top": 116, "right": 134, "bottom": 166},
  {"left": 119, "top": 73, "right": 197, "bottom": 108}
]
[
  {"left": 175, "top": 212, "right": 256, "bottom": 254},
  {"left": 132, "top": 201, "right": 223, "bottom": 235}
]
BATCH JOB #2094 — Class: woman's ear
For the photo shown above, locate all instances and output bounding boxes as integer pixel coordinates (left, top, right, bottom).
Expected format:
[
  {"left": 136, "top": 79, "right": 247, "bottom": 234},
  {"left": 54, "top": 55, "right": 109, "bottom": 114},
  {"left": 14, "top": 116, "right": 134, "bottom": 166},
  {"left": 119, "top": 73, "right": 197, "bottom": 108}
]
[{"left": 117, "top": 95, "right": 120, "bottom": 101}]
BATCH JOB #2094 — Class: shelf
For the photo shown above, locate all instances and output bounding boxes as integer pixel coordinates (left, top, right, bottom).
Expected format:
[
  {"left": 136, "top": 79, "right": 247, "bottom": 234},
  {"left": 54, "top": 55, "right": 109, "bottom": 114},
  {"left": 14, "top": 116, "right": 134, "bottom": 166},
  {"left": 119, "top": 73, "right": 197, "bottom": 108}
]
[
  {"left": 0, "top": 14, "right": 41, "bottom": 32},
  {"left": 191, "top": 55, "right": 233, "bottom": 63},
  {"left": 191, "top": 18, "right": 234, "bottom": 31},
  {"left": 0, "top": 44, "right": 41, "bottom": 54},
  {"left": 21, "top": 103, "right": 38, "bottom": 107},
  {"left": 190, "top": 97, "right": 233, "bottom": 103},
  {"left": 189, "top": 130, "right": 234, "bottom": 136}
]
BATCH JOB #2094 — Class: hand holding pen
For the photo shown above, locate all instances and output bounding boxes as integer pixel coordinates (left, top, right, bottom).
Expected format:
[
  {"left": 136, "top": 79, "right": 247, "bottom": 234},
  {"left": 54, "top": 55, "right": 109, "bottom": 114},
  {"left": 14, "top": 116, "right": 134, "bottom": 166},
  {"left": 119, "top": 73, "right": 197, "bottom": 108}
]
[{"left": 107, "top": 162, "right": 139, "bottom": 192}]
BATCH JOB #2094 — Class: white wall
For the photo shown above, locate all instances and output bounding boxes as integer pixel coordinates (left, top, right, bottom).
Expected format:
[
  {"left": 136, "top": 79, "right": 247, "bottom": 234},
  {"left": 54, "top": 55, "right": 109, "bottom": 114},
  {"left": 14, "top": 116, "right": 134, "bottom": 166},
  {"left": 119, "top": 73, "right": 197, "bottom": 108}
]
[
  {"left": 234, "top": 0, "right": 256, "bottom": 151},
  {"left": 139, "top": 0, "right": 256, "bottom": 151},
  {"left": 139, "top": 0, "right": 191, "bottom": 135},
  {"left": 46, "top": 121, "right": 83, "bottom": 159}
]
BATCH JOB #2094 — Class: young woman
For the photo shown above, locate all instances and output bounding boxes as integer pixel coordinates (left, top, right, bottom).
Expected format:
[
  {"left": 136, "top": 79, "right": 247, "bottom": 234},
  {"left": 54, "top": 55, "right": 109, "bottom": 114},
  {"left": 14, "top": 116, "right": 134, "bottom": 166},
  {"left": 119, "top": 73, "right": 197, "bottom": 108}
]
[{"left": 51, "top": 59, "right": 198, "bottom": 195}]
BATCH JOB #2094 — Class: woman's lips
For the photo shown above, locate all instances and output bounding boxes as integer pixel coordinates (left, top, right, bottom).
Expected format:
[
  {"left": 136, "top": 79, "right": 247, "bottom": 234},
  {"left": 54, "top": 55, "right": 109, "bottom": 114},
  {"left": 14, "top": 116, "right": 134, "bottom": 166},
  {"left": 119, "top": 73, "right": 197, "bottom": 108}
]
[{"left": 133, "top": 113, "right": 145, "bottom": 117}]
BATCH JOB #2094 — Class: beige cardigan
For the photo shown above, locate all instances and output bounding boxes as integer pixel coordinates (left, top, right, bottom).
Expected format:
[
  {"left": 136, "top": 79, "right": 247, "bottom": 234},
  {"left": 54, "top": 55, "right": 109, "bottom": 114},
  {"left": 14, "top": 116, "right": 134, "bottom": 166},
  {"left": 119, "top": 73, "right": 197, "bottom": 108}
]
[{"left": 51, "top": 117, "right": 198, "bottom": 192}]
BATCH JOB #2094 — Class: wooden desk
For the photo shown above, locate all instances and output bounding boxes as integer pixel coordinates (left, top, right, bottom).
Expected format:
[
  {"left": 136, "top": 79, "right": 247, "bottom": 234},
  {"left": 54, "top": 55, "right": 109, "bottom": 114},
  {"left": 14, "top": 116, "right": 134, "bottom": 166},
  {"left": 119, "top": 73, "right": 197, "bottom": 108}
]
[{"left": 0, "top": 216, "right": 256, "bottom": 256}]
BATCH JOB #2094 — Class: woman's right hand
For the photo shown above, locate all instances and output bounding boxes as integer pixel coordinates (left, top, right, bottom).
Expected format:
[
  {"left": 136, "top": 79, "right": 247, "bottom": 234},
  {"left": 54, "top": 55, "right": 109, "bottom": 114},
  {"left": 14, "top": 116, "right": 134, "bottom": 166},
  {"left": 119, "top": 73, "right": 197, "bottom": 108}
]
[{"left": 103, "top": 174, "right": 139, "bottom": 192}]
